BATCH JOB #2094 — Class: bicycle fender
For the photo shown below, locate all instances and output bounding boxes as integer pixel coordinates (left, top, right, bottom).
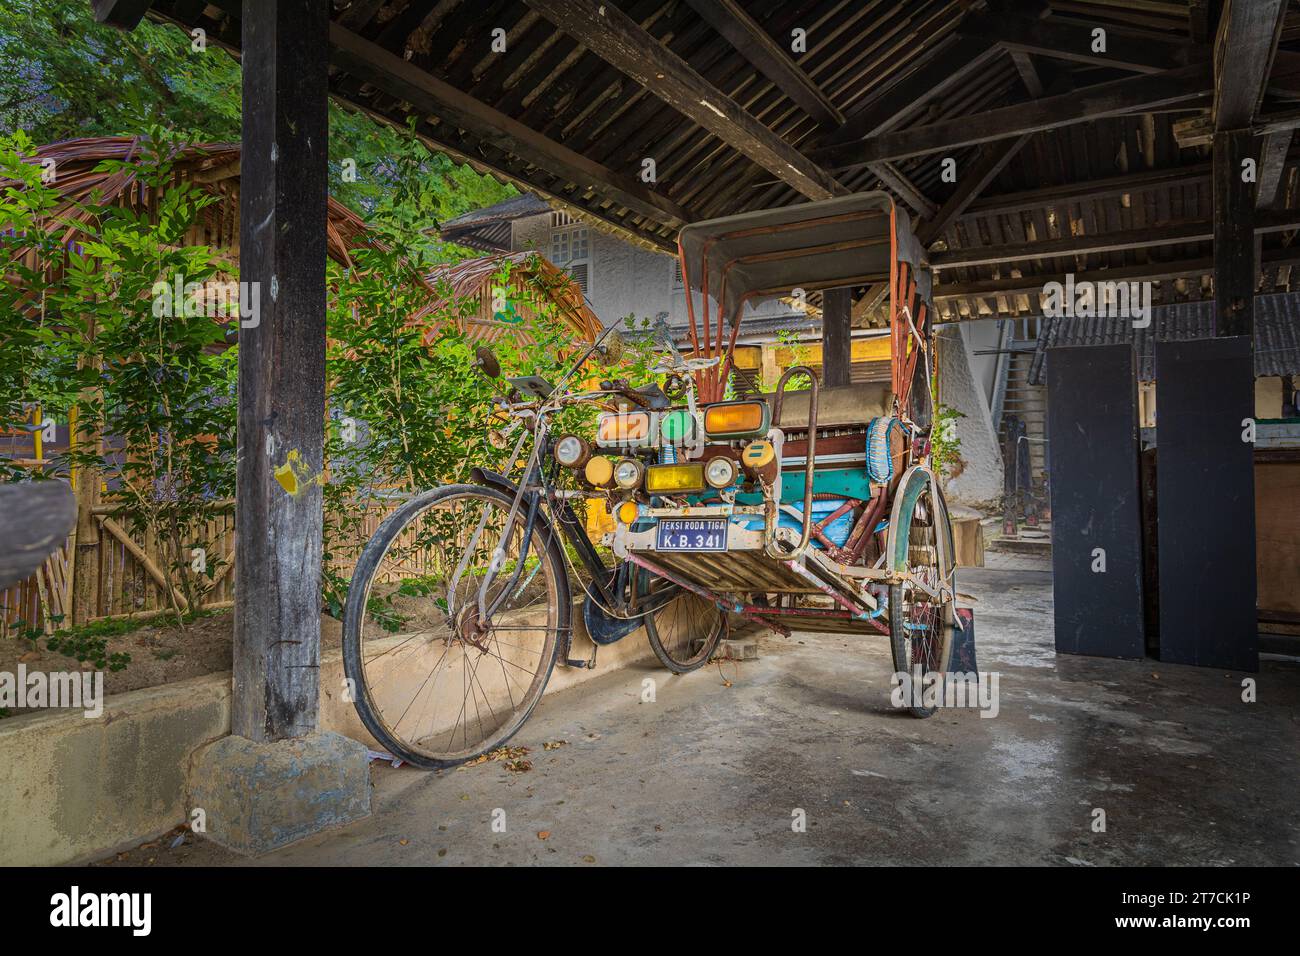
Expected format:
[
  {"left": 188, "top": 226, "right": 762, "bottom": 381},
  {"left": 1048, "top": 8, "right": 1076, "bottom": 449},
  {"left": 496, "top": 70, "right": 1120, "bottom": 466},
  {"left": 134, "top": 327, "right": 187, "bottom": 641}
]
[{"left": 470, "top": 466, "right": 518, "bottom": 496}]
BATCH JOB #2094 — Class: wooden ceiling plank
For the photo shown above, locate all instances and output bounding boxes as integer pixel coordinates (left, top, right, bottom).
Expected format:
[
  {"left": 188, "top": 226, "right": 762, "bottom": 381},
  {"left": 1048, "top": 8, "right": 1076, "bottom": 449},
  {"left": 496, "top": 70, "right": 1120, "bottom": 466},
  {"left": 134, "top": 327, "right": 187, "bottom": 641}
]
[
  {"left": 683, "top": 0, "right": 844, "bottom": 127},
  {"left": 933, "top": 209, "right": 1300, "bottom": 269},
  {"left": 523, "top": 0, "right": 845, "bottom": 201},
  {"left": 812, "top": 64, "right": 1214, "bottom": 170},
  {"left": 825, "top": 34, "right": 1002, "bottom": 145},
  {"left": 919, "top": 134, "right": 1031, "bottom": 245},
  {"left": 934, "top": 244, "right": 1300, "bottom": 299},
  {"left": 960, "top": 13, "right": 1200, "bottom": 74},
  {"left": 328, "top": 23, "right": 691, "bottom": 228}
]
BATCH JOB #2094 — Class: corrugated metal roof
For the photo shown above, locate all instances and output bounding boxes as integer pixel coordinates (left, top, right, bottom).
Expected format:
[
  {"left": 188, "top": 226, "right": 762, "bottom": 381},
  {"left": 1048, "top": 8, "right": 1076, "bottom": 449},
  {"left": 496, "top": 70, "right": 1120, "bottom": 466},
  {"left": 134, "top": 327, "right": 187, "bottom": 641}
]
[
  {"left": 439, "top": 193, "right": 552, "bottom": 252},
  {"left": 1030, "top": 294, "right": 1300, "bottom": 384}
]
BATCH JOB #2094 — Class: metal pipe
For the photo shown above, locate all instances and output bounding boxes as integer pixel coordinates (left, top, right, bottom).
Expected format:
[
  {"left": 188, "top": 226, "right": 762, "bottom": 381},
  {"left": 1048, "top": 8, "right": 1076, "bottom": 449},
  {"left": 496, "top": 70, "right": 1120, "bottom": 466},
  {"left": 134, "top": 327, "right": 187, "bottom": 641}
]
[{"left": 768, "top": 365, "right": 818, "bottom": 559}]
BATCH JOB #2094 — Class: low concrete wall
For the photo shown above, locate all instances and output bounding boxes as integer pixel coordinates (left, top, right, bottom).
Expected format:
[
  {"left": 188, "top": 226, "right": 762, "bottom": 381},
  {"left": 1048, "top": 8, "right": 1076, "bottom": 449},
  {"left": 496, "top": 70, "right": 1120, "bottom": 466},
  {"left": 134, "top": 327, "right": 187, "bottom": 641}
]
[
  {"left": 0, "top": 602, "right": 655, "bottom": 865},
  {"left": 0, "top": 674, "right": 230, "bottom": 867}
]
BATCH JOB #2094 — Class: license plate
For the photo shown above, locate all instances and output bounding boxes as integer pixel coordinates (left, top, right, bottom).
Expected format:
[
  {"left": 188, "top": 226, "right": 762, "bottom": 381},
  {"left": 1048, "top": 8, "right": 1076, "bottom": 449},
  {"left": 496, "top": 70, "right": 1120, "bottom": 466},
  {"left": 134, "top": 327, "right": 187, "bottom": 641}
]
[{"left": 656, "top": 518, "right": 727, "bottom": 552}]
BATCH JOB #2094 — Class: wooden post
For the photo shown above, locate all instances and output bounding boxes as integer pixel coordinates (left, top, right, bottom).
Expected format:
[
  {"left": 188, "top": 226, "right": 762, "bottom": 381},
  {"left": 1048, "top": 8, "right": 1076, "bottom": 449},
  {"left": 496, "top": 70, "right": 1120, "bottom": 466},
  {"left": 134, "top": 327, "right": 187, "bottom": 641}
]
[
  {"left": 822, "top": 287, "right": 851, "bottom": 388},
  {"left": 70, "top": 371, "right": 103, "bottom": 626},
  {"left": 233, "top": 0, "right": 330, "bottom": 742},
  {"left": 1213, "top": 130, "right": 1256, "bottom": 336}
]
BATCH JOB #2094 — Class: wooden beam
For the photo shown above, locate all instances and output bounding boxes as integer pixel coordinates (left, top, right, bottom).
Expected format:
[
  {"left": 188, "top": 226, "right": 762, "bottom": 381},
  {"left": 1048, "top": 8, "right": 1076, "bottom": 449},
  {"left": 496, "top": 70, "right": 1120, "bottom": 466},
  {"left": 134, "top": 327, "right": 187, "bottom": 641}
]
[
  {"left": 1010, "top": 50, "right": 1045, "bottom": 98},
  {"left": 1213, "top": 0, "right": 1286, "bottom": 130},
  {"left": 822, "top": 288, "right": 852, "bottom": 387},
  {"left": 333, "top": 95, "right": 678, "bottom": 255},
  {"left": 918, "top": 135, "right": 1030, "bottom": 246},
  {"left": 826, "top": 35, "right": 1002, "bottom": 145},
  {"left": 90, "top": 0, "right": 151, "bottom": 28},
  {"left": 1215, "top": 129, "right": 1256, "bottom": 336},
  {"left": 1188, "top": 0, "right": 1211, "bottom": 45},
  {"left": 811, "top": 65, "right": 1213, "bottom": 170},
  {"left": 852, "top": 284, "right": 889, "bottom": 327},
  {"left": 960, "top": 13, "right": 1200, "bottom": 74},
  {"left": 328, "top": 24, "right": 691, "bottom": 228},
  {"left": 523, "top": 0, "right": 845, "bottom": 201},
  {"left": 963, "top": 164, "right": 1214, "bottom": 217},
  {"left": 932, "top": 245, "right": 1300, "bottom": 300},
  {"left": 932, "top": 209, "right": 1300, "bottom": 269},
  {"left": 853, "top": 134, "right": 1032, "bottom": 325},
  {"left": 682, "top": 0, "right": 844, "bottom": 127},
  {"left": 868, "top": 161, "right": 936, "bottom": 219},
  {"left": 234, "top": 0, "right": 330, "bottom": 742},
  {"left": 1256, "top": 130, "right": 1292, "bottom": 209}
]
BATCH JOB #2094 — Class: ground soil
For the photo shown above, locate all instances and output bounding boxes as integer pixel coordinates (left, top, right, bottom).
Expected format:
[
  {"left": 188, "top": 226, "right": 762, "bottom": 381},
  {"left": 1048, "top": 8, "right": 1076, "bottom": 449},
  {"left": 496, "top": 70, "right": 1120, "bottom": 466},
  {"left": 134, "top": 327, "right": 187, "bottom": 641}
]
[{"left": 0, "top": 610, "right": 344, "bottom": 710}]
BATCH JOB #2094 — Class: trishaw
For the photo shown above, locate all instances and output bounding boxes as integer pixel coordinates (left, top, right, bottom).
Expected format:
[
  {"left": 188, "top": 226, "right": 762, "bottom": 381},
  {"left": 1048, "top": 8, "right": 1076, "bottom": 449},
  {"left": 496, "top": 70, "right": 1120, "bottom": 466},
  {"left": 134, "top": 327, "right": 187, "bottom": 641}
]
[{"left": 343, "top": 192, "right": 957, "bottom": 769}]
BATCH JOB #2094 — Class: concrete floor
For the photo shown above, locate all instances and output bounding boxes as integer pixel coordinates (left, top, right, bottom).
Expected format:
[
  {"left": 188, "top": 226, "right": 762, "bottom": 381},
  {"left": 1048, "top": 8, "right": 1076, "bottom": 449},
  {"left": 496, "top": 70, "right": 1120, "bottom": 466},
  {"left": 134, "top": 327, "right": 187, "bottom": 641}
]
[{"left": 141, "top": 569, "right": 1299, "bottom": 866}]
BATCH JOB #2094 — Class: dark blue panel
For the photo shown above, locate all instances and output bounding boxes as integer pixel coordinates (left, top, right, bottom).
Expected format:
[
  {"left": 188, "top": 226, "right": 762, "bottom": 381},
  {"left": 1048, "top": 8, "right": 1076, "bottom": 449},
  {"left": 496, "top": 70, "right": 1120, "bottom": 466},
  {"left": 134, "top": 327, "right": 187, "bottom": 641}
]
[
  {"left": 1155, "top": 337, "right": 1258, "bottom": 671},
  {"left": 1046, "top": 344, "right": 1146, "bottom": 658}
]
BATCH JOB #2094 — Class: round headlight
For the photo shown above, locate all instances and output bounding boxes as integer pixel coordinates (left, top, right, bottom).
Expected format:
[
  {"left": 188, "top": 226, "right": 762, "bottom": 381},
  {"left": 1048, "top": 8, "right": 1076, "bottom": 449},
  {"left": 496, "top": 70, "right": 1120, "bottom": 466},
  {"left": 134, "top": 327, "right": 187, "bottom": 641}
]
[
  {"left": 613, "top": 458, "right": 644, "bottom": 490},
  {"left": 554, "top": 434, "right": 589, "bottom": 468},
  {"left": 705, "top": 456, "right": 737, "bottom": 489},
  {"left": 585, "top": 456, "right": 614, "bottom": 487}
]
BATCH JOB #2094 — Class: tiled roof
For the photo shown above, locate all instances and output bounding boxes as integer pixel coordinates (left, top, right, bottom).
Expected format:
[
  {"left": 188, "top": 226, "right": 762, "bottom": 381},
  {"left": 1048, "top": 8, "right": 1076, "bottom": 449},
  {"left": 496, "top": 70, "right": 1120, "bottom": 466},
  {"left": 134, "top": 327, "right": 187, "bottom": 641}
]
[{"left": 1030, "top": 294, "right": 1300, "bottom": 384}]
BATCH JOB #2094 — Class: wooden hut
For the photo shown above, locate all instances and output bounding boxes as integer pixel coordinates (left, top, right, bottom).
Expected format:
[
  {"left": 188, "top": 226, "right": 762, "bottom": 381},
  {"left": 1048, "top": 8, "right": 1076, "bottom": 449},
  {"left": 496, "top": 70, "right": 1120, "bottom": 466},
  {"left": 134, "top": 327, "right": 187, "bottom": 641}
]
[{"left": 417, "top": 250, "right": 604, "bottom": 347}]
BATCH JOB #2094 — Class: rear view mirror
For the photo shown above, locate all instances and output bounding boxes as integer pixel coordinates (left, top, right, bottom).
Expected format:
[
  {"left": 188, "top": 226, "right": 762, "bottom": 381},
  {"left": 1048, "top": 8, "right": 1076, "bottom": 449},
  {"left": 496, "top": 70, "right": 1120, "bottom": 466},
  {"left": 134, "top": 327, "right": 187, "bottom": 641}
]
[
  {"left": 597, "top": 329, "right": 624, "bottom": 366},
  {"left": 474, "top": 345, "right": 501, "bottom": 378}
]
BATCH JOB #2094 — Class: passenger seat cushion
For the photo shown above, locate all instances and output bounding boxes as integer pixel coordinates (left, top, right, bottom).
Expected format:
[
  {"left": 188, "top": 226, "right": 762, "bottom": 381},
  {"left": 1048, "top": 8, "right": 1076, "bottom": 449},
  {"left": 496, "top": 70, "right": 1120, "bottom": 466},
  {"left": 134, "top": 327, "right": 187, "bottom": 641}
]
[{"left": 765, "top": 383, "right": 893, "bottom": 428}]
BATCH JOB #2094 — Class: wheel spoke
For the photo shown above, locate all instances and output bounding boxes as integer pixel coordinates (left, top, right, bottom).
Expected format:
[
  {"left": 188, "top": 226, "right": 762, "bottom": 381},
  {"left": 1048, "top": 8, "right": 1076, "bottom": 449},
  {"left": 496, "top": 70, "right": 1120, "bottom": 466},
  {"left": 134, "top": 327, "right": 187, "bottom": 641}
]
[{"left": 345, "top": 488, "right": 562, "bottom": 766}]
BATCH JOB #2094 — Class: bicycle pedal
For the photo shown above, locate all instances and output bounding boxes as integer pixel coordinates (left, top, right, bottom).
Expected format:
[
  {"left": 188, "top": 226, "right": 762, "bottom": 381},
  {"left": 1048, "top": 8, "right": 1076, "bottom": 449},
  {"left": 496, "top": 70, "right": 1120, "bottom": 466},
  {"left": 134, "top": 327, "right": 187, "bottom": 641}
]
[{"left": 564, "top": 658, "right": 595, "bottom": 669}]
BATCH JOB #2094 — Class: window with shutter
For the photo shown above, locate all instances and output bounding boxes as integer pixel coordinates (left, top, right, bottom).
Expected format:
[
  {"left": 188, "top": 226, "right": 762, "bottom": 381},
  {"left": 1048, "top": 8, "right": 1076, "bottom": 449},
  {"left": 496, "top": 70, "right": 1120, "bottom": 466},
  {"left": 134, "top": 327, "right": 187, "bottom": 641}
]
[{"left": 550, "top": 225, "right": 591, "bottom": 295}]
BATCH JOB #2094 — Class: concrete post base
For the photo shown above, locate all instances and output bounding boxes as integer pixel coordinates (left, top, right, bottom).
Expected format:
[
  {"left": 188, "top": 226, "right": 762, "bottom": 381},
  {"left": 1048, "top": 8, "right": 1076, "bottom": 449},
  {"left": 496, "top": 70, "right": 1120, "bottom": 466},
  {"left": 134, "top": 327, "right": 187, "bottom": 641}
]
[{"left": 187, "top": 731, "right": 371, "bottom": 855}]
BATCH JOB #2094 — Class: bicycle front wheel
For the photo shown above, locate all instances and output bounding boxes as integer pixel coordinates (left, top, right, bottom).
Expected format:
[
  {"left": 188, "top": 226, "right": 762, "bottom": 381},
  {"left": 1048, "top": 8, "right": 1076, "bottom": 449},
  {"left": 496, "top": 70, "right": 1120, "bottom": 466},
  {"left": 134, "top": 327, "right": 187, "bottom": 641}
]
[{"left": 342, "top": 484, "right": 567, "bottom": 768}]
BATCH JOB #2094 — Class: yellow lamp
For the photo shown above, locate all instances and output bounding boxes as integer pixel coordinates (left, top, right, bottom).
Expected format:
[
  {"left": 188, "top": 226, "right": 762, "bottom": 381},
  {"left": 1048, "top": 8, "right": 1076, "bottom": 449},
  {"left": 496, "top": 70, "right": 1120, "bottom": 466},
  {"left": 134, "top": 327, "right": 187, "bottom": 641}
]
[{"left": 585, "top": 455, "right": 614, "bottom": 487}]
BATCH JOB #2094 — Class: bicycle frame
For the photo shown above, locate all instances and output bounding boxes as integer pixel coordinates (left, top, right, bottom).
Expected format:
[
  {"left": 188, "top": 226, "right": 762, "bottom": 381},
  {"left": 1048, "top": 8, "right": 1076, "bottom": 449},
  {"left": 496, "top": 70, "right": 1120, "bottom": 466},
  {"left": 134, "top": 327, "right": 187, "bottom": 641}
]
[{"left": 453, "top": 406, "right": 682, "bottom": 658}]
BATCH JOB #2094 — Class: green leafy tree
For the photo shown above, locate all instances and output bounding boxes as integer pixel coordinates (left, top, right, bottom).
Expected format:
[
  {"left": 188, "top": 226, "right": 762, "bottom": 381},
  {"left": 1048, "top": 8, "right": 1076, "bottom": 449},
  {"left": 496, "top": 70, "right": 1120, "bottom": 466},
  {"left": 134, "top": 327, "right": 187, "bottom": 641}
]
[
  {"left": 0, "top": 0, "right": 516, "bottom": 255},
  {"left": 1, "top": 129, "right": 236, "bottom": 630}
]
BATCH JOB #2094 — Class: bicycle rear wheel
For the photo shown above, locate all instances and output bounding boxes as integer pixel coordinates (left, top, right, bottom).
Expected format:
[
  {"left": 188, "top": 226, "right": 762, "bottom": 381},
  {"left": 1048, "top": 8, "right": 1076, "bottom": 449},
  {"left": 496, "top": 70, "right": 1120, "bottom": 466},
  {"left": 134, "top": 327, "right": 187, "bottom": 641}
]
[
  {"left": 342, "top": 484, "right": 566, "bottom": 768},
  {"left": 888, "top": 471, "right": 955, "bottom": 718},
  {"left": 639, "top": 570, "right": 727, "bottom": 674}
]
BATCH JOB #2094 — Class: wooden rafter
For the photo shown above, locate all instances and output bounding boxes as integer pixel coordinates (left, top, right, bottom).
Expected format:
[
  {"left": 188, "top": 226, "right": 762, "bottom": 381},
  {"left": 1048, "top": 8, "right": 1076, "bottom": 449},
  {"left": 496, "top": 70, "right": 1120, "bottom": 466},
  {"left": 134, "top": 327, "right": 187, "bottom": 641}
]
[
  {"left": 522, "top": 0, "right": 846, "bottom": 202},
  {"left": 329, "top": 23, "right": 691, "bottom": 230},
  {"left": 1213, "top": 0, "right": 1286, "bottom": 130},
  {"left": 868, "top": 161, "right": 936, "bottom": 219},
  {"left": 961, "top": 163, "right": 1215, "bottom": 218},
  {"left": 682, "top": 0, "right": 844, "bottom": 127},
  {"left": 811, "top": 65, "right": 1214, "bottom": 170},
  {"left": 960, "top": 13, "right": 1201, "bottom": 74},
  {"left": 933, "top": 245, "right": 1300, "bottom": 300},
  {"left": 918, "top": 135, "right": 1031, "bottom": 246},
  {"left": 825, "top": 35, "right": 1002, "bottom": 145},
  {"left": 932, "top": 209, "right": 1300, "bottom": 269}
]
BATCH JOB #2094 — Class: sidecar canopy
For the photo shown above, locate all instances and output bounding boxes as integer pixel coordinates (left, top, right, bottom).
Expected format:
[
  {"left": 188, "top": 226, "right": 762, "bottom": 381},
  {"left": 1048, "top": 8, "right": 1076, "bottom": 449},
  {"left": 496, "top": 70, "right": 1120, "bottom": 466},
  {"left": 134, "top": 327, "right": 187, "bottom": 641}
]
[{"left": 676, "top": 191, "right": 932, "bottom": 326}]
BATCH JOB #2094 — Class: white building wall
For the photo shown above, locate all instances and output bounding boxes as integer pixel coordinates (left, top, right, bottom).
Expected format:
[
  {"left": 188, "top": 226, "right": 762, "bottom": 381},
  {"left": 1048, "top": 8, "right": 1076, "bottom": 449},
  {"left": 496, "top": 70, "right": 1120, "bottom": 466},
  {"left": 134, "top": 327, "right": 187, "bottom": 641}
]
[
  {"left": 962, "top": 317, "right": 1003, "bottom": 404},
  {"left": 512, "top": 213, "right": 797, "bottom": 329},
  {"left": 937, "top": 323, "right": 1004, "bottom": 508}
]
